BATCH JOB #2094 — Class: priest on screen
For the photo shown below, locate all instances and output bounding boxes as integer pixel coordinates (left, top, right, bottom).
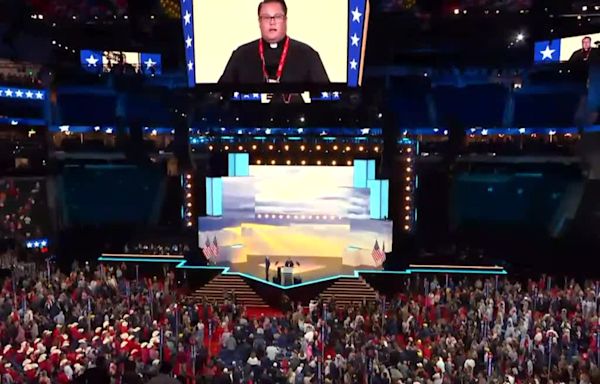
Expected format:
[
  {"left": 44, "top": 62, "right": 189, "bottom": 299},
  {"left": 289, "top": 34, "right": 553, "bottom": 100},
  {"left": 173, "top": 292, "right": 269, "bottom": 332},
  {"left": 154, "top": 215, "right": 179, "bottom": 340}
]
[{"left": 219, "top": 0, "right": 330, "bottom": 84}]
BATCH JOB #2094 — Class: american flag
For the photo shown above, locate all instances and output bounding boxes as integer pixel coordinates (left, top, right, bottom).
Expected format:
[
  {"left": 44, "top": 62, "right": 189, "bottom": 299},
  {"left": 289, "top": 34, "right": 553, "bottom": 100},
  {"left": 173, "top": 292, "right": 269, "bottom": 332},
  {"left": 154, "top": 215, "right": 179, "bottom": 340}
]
[
  {"left": 210, "top": 236, "right": 219, "bottom": 258},
  {"left": 202, "top": 237, "right": 214, "bottom": 259},
  {"left": 371, "top": 240, "right": 386, "bottom": 266}
]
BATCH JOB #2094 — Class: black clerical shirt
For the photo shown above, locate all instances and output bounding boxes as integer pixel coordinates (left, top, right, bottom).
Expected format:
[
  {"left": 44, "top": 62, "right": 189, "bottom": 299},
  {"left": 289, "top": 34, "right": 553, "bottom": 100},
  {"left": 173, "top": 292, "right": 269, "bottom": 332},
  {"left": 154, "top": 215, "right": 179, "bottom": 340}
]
[{"left": 219, "top": 37, "right": 330, "bottom": 84}]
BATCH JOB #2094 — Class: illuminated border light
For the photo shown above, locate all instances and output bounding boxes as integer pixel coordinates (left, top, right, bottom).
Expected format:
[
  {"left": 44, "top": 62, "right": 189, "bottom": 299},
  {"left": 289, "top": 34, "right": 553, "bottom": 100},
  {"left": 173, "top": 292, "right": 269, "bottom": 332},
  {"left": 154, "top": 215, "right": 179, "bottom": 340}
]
[
  {"left": 238, "top": 145, "right": 244, "bottom": 151},
  {"left": 286, "top": 160, "right": 291, "bottom": 165},
  {"left": 405, "top": 215, "right": 410, "bottom": 221},
  {"left": 271, "top": 160, "right": 276, "bottom": 165},
  {"left": 358, "top": 146, "right": 364, "bottom": 152},
  {"left": 333, "top": 145, "right": 338, "bottom": 150},
  {"left": 284, "top": 145, "right": 289, "bottom": 151},
  {"left": 331, "top": 160, "right": 337, "bottom": 165},
  {"left": 316, "top": 160, "right": 322, "bottom": 165},
  {"left": 300, "top": 145, "right": 306, "bottom": 151},
  {"left": 405, "top": 196, "right": 411, "bottom": 201},
  {"left": 404, "top": 225, "right": 410, "bottom": 231},
  {"left": 301, "top": 160, "right": 306, "bottom": 165},
  {"left": 224, "top": 145, "right": 229, "bottom": 150},
  {"left": 268, "top": 145, "right": 274, "bottom": 150},
  {"left": 252, "top": 145, "right": 257, "bottom": 150},
  {"left": 316, "top": 145, "right": 321, "bottom": 151},
  {"left": 256, "top": 160, "right": 262, "bottom": 165},
  {"left": 345, "top": 146, "right": 351, "bottom": 151},
  {"left": 209, "top": 145, "right": 213, "bottom": 151},
  {"left": 374, "top": 146, "right": 379, "bottom": 152}
]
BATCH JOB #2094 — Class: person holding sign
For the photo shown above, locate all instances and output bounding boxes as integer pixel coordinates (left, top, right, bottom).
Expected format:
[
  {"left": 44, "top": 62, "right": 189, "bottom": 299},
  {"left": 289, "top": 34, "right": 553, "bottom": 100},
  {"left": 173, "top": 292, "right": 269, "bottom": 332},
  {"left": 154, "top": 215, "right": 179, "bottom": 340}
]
[{"left": 219, "top": 0, "right": 330, "bottom": 84}]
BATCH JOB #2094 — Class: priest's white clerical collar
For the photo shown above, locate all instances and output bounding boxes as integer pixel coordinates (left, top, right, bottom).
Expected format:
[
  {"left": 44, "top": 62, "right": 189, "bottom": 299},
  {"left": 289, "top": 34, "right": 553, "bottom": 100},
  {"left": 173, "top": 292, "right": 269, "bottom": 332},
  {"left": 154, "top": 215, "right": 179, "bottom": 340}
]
[{"left": 270, "top": 42, "right": 278, "bottom": 49}]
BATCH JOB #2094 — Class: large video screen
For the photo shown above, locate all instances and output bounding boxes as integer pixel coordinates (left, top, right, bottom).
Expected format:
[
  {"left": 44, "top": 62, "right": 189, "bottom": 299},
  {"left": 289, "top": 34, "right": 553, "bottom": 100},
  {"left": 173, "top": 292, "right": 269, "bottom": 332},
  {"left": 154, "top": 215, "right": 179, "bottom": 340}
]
[
  {"left": 80, "top": 50, "right": 162, "bottom": 75},
  {"left": 534, "top": 33, "right": 600, "bottom": 64},
  {"left": 199, "top": 166, "right": 392, "bottom": 272},
  {"left": 181, "top": 0, "right": 369, "bottom": 88}
]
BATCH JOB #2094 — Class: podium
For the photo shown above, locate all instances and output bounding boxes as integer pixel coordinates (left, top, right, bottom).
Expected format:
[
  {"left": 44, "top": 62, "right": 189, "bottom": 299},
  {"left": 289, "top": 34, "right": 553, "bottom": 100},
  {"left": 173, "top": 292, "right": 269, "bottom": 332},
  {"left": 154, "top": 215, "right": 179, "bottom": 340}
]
[{"left": 281, "top": 267, "right": 294, "bottom": 286}]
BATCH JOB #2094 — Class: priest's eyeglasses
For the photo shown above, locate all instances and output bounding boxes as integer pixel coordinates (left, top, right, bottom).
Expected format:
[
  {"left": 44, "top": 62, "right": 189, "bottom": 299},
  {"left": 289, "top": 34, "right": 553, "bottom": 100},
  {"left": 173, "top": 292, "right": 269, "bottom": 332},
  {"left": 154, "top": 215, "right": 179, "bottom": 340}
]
[{"left": 259, "top": 14, "right": 286, "bottom": 23}]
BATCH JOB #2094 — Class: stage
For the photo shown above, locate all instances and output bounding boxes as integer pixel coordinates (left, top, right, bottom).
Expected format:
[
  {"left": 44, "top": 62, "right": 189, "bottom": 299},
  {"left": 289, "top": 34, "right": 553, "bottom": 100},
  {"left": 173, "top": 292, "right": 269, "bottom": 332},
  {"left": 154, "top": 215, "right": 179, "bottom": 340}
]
[{"left": 223, "top": 255, "right": 380, "bottom": 284}]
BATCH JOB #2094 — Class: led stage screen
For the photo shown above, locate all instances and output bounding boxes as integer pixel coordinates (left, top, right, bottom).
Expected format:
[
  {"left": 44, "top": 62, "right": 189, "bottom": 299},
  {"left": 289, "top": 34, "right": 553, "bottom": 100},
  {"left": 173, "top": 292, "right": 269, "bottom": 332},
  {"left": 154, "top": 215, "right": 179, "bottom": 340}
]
[
  {"left": 199, "top": 166, "right": 392, "bottom": 271},
  {"left": 181, "top": 0, "right": 370, "bottom": 89},
  {"left": 534, "top": 32, "right": 600, "bottom": 64},
  {"left": 80, "top": 50, "right": 162, "bottom": 75}
]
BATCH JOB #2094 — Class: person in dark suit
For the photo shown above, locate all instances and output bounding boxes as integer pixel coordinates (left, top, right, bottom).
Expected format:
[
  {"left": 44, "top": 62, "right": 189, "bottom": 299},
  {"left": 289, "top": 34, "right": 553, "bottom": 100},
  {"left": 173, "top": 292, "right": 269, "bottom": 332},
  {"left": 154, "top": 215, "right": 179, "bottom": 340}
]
[
  {"left": 219, "top": 0, "right": 329, "bottom": 84},
  {"left": 569, "top": 36, "right": 599, "bottom": 63},
  {"left": 284, "top": 258, "right": 294, "bottom": 268},
  {"left": 265, "top": 256, "right": 271, "bottom": 281}
]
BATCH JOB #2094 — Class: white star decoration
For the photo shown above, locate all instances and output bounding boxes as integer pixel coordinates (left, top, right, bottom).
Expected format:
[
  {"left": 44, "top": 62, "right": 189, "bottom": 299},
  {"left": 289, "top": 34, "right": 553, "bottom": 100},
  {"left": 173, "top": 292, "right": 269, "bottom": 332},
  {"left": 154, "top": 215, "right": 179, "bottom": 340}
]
[
  {"left": 350, "top": 33, "right": 360, "bottom": 47},
  {"left": 185, "top": 35, "right": 193, "bottom": 48},
  {"left": 86, "top": 54, "right": 98, "bottom": 67},
  {"left": 144, "top": 57, "right": 156, "bottom": 70},
  {"left": 36, "top": 91, "right": 43, "bottom": 99},
  {"left": 25, "top": 91, "right": 33, "bottom": 98},
  {"left": 5, "top": 89, "right": 13, "bottom": 97},
  {"left": 352, "top": 7, "right": 362, "bottom": 22},
  {"left": 15, "top": 90, "right": 23, "bottom": 98},
  {"left": 350, "top": 59, "right": 358, "bottom": 70},
  {"left": 540, "top": 45, "right": 555, "bottom": 60},
  {"left": 322, "top": 92, "right": 329, "bottom": 98},
  {"left": 183, "top": 10, "right": 191, "bottom": 25},
  {"left": 187, "top": 60, "right": 194, "bottom": 71}
]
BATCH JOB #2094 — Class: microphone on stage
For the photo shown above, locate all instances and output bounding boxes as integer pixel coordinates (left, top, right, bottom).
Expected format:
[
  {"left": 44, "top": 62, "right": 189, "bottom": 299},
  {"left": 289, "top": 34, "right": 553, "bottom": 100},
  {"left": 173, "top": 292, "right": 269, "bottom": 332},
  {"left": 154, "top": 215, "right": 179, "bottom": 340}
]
[
  {"left": 296, "top": 261, "right": 300, "bottom": 267},
  {"left": 275, "top": 261, "right": 279, "bottom": 266}
]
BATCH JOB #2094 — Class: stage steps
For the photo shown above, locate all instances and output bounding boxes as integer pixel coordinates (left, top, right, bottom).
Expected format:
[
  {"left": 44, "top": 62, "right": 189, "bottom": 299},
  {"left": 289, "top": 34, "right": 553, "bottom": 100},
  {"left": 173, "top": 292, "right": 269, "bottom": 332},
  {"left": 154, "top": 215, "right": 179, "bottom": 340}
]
[
  {"left": 188, "top": 274, "right": 268, "bottom": 308},
  {"left": 316, "top": 277, "right": 379, "bottom": 307}
]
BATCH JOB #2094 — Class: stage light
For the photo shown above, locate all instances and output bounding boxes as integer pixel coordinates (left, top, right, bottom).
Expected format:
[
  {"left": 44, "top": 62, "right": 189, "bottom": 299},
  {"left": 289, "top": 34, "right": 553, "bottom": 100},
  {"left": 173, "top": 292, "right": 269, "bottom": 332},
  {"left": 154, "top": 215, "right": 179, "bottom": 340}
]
[
  {"left": 238, "top": 145, "right": 244, "bottom": 151},
  {"left": 582, "top": 5, "right": 588, "bottom": 11},
  {"left": 404, "top": 225, "right": 410, "bottom": 230},
  {"left": 405, "top": 206, "right": 410, "bottom": 211},
  {"left": 284, "top": 145, "right": 289, "bottom": 151},
  {"left": 407, "top": 148, "right": 412, "bottom": 153},
  {"left": 405, "top": 215, "right": 410, "bottom": 221},
  {"left": 316, "top": 145, "right": 321, "bottom": 150},
  {"left": 406, "top": 167, "right": 412, "bottom": 172},
  {"left": 252, "top": 145, "right": 257, "bottom": 150},
  {"left": 224, "top": 145, "right": 229, "bottom": 150},
  {"left": 346, "top": 161, "right": 352, "bottom": 166},
  {"left": 374, "top": 146, "right": 379, "bottom": 152},
  {"left": 345, "top": 146, "right": 351, "bottom": 151},
  {"left": 256, "top": 160, "right": 262, "bottom": 165},
  {"left": 300, "top": 145, "right": 306, "bottom": 151},
  {"left": 265, "top": 214, "right": 270, "bottom": 219},
  {"left": 271, "top": 160, "right": 276, "bottom": 165},
  {"left": 516, "top": 33, "right": 524, "bottom": 42},
  {"left": 269, "top": 145, "right": 274, "bottom": 150},
  {"left": 286, "top": 160, "right": 291, "bottom": 165},
  {"left": 186, "top": 193, "right": 192, "bottom": 198},
  {"left": 300, "top": 116, "right": 305, "bottom": 123},
  {"left": 301, "top": 160, "right": 306, "bottom": 165},
  {"left": 359, "top": 146, "right": 364, "bottom": 152},
  {"left": 317, "top": 160, "right": 322, "bottom": 165},
  {"left": 331, "top": 160, "right": 337, "bottom": 165},
  {"left": 333, "top": 145, "right": 338, "bottom": 150},
  {"left": 209, "top": 145, "right": 213, "bottom": 151}
]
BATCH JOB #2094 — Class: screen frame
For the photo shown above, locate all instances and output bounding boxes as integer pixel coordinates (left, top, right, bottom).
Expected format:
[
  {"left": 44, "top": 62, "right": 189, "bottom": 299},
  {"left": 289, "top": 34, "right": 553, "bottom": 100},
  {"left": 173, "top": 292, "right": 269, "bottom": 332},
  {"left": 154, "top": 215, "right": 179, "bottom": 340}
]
[{"left": 180, "top": 0, "right": 370, "bottom": 91}]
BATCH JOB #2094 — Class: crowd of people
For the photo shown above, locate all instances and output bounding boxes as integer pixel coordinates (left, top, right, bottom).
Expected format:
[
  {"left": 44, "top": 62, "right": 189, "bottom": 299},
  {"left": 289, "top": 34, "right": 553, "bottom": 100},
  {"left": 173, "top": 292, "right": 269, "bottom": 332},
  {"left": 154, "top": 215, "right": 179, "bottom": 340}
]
[
  {"left": 0, "top": 178, "right": 47, "bottom": 242},
  {"left": 0, "top": 258, "right": 599, "bottom": 384}
]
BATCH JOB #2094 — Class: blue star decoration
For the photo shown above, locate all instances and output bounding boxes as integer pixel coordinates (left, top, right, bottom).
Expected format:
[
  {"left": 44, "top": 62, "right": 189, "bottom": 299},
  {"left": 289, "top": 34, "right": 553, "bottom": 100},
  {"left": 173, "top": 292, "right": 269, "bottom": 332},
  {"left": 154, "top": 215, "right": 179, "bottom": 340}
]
[
  {"left": 180, "top": 0, "right": 195, "bottom": 87},
  {"left": 348, "top": 0, "right": 367, "bottom": 87},
  {"left": 80, "top": 50, "right": 103, "bottom": 73},
  {"left": 534, "top": 40, "right": 561, "bottom": 63},
  {"left": 0, "top": 87, "right": 45, "bottom": 101},
  {"left": 140, "top": 53, "right": 162, "bottom": 75}
]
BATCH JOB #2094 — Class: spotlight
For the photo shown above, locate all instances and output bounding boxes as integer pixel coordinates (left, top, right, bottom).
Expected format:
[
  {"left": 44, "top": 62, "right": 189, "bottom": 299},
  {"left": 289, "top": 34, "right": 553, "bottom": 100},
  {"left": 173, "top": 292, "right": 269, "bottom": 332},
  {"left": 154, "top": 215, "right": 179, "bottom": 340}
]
[
  {"left": 406, "top": 158, "right": 412, "bottom": 163},
  {"left": 301, "top": 160, "right": 307, "bottom": 165},
  {"left": 453, "top": 8, "right": 460, "bottom": 14},
  {"left": 186, "top": 174, "right": 192, "bottom": 180},
  {"left": 407, "top": 148, "right": 412, "bottom": 153},
  {"left": 186, "top": 193, "right": 192, "bottom": 198},
  {"left": 299, "top": 116, "right": 305, "bottom": 123},
  {"left": 187, "top": 203, "right": 192, "bottom": 207}
]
